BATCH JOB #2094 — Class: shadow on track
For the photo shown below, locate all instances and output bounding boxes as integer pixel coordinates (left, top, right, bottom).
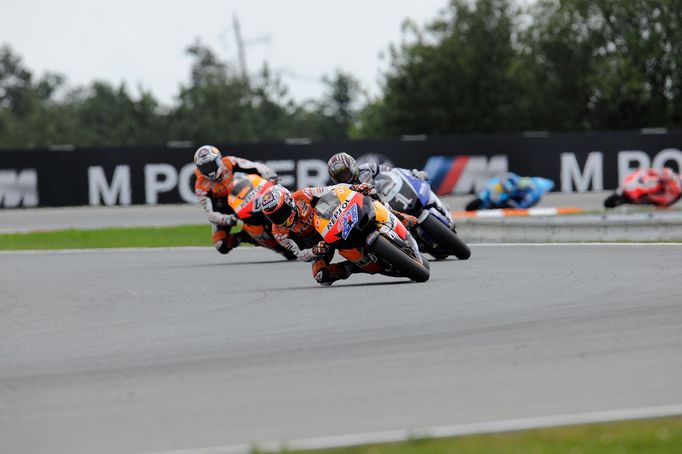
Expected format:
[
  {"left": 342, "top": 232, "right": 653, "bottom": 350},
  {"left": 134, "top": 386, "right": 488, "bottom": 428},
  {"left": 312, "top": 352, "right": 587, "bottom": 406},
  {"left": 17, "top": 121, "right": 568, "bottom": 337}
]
[
  {"left": 158, "top": 259, "right": 294, "bottom": 269},
  {"left": 270, "top": 280, "right": 414, "bottom": 292}
]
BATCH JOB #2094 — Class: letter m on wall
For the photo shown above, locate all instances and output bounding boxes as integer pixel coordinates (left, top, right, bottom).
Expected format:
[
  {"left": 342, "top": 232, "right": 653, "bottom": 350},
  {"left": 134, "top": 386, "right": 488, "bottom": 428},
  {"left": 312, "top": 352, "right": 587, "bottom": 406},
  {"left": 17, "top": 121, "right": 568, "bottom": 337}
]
[{"left": 0, "top": 169, "right": 39, "bottom": 208}]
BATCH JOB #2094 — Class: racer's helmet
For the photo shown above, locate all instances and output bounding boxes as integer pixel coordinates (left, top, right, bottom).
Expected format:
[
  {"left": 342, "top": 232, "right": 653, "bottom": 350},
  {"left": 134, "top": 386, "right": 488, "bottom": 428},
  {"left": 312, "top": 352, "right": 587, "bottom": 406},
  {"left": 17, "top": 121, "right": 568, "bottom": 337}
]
[
  {"left": 194, "top": 145, "right": 233, "bottom": 181},
  {"left": 261, "top": 185, "right": 297, "bottom": 227},
  {"left": 499, "top": 172, "right": 520, "bottom": 193},
  {"left": 642, "top": 168, "right": 664, "bottom": 191},
  {"left": 328, "top": 152, "right": 359, "bottom": 184}
]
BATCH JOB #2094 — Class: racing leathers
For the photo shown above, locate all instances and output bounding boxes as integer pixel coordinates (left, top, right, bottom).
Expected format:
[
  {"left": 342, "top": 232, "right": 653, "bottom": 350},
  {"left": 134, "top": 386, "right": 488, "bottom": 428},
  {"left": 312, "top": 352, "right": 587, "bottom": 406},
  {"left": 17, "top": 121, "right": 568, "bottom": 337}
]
[
  {"left": 195, "top": 156, "right": 277, "bottom": 254},
  {"left": 272, "top": 184, "right": 420, "bottom": 285},
  {"left": 626, "top": 167, "right": 681, "bottom": 206},
  {"left": 355, "top": 162, "right": 392, "bottom": 184},
  {"left": 343, "top": 163, "right": 424, "bottom": 230},
  {"left": 270, "top": 185, "right": 355, "bottom": 285}
]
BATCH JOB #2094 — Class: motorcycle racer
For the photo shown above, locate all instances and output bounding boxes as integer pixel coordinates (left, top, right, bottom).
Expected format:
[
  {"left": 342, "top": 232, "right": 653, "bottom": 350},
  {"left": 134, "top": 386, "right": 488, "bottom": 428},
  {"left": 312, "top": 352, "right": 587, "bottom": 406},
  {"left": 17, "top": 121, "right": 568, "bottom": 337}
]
[
  {"left": 327, "top": 152, "right": 428, "bottom": 185},
  {"left": 604, "top": 167, "right": 681, "bottom": 208},
  {"left": 465, "top": 172, "right": 554, "bottom": 211},
  {"left": 261, "top": 184, "right": 418, "bottom": 286},
  {"left": 327, "top": 152, "right": 422, "bottom": 230},
  {"left": 193, "top": 144, "right": 278, "bottom": 254}
]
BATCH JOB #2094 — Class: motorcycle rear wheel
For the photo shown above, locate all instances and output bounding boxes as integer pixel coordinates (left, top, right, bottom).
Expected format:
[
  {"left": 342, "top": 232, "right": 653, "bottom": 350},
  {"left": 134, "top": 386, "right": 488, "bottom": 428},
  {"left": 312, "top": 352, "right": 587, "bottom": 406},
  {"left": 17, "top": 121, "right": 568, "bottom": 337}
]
[
  {"left": 420, "top": 214, "right": 471, "bottom": 260},
  {"left": 371, "top": 236, "right": 430, "bottom": 283}
]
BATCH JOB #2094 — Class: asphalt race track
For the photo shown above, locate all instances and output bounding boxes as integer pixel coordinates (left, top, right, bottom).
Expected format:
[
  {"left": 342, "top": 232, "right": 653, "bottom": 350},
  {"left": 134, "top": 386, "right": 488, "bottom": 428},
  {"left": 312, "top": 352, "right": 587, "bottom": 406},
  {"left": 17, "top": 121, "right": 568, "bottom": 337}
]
[
  {"left": 0, "top": 192, "right": 609, "bottom": 233},
  {"left": 1, "top": 244, "right": 681, "bottom": 454}
]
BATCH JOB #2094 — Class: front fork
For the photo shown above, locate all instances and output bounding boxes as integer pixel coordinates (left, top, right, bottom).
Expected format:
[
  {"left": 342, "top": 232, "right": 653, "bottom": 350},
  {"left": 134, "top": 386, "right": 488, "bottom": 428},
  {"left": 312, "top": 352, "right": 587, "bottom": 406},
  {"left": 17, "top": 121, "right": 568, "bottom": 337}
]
[
  {"left": 366, "top": 223, "right": 424, "bottom": 265},
  {"left": 422, "top": 191, "right": 456, "bottom": 230}
]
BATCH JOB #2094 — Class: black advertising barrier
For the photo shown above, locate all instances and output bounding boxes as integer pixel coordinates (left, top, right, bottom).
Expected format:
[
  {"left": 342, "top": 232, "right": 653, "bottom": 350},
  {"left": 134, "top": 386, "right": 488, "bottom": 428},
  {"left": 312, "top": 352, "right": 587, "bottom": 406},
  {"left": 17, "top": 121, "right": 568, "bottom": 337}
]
[{"left": 1, "top": 131, "right": 681, "bottom": 208}]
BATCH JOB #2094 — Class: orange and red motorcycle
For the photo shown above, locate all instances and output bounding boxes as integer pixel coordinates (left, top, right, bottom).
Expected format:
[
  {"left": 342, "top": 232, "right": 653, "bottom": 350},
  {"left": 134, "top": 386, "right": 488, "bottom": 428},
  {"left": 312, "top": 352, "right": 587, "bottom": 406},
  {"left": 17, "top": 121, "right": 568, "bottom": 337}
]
[
  {"left": 227, "top": 173, "right": 297, "bottom": 260},
  {"left": 604, "top": 167, "right": 681, "bottom": 208},
  {"left": 313, "top": 186, "right": 430, "bottom": 282}
]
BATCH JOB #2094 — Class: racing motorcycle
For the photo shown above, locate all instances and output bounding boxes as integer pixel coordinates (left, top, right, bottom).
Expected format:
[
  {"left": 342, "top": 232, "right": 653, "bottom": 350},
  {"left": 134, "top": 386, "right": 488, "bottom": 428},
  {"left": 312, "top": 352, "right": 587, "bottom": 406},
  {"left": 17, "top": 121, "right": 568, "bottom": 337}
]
[
  {"left": 227, "top": 173, "right": 297, "bottom": 259},
  {"left": 465, "top": 175, "right": 554, "bottom": 211},
  {"left": 313, "top": 186, "right": 430, "bottom": 282},
  {"left": 373, "top": 168, "right": 471, "bottom": 260},
  {"left": 604, "top": 168, "right": 682, "bottom": 208}
]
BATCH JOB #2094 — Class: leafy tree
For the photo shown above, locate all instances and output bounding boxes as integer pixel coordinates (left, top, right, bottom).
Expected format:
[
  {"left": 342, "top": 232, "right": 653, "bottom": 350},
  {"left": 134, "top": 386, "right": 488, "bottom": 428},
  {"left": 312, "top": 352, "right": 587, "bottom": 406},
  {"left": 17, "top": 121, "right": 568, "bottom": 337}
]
[
  {"left": 168, "top": 42, "right": 259, "bottom": 142},
  {"left": 289, "top": 70, "right": 364, "bottom": 140},
  {"left": 0, "top": 44, "right": 69, "bottom": 147},
  {"left": 358, "top": 0, "right": 523, "bottom": 137},
  {"left": 521, "top": 0, "right": 682, "bottom": 130}
]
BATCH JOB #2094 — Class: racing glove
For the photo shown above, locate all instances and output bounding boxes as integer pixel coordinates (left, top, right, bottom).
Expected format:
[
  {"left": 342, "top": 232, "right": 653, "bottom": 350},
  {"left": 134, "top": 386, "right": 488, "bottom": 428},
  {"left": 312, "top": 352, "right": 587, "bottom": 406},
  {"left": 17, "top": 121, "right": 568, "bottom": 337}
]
[
  {"left": 350, "top": 183, "right": 380, "bottom": 199},
  {"left": 261, "top": 169, "right": 279, "bottom": 183},
  {"left": 391, "top": 209, "right": 418, "bottom": 230},
  {"left": 312, "top": 241, "right": 330, "bottom": 256},
  {"left": 411, "top": 169, "right": 429, "bottom": 181},
  {"left": 218, "top": 213, "right": 239, "bottom": 227}
]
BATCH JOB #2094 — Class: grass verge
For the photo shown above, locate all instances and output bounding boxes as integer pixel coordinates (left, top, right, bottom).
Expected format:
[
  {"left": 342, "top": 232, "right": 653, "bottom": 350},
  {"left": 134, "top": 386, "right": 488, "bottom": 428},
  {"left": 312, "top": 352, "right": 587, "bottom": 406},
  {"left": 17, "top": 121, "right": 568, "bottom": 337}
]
[
  {"left": 281, "top": 417, "right": 682, "bottom": 454},
  {"left": 0, "top": 225, "right": 211, "bottom": 250}
]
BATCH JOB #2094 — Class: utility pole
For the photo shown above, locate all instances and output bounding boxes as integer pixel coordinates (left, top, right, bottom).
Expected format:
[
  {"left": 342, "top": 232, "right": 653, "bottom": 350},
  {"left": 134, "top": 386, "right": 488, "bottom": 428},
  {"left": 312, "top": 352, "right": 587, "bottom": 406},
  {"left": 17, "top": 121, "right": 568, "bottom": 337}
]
[
  {"left": 231, "top": 14, "right": 270, "bottom": 88},
  {"left": 232, "top": 14, "right": 248, "bottom": 84}
]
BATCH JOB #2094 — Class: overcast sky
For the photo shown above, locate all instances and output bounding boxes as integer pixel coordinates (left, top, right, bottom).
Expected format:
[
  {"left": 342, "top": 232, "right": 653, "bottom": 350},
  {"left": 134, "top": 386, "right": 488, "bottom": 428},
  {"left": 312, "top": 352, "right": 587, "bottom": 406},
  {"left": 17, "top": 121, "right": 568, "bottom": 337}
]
[{"left": 4, "top": 0, "right": 450, "bottom": 106}]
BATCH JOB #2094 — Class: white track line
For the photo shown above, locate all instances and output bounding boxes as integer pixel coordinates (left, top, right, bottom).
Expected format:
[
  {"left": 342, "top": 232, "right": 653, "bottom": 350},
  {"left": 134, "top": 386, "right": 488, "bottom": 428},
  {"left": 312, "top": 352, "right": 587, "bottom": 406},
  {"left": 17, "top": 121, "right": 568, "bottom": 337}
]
[
  {"left": 1, "top": 242, "right": 680, "bottom": 255},
  {"left": 142, "top": 403, "right": 682, "bottom": 454}
]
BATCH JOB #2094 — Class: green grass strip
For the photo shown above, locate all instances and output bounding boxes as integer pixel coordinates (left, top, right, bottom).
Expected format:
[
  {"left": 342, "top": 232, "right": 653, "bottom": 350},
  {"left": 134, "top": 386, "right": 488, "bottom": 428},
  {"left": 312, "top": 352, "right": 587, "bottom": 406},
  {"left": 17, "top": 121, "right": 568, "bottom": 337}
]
[
  {"left": 0, "top": 224, "right": 212, "bottom": 250},
  {"left": 283, "top": 417, "right": 682, "bottom": 454}
]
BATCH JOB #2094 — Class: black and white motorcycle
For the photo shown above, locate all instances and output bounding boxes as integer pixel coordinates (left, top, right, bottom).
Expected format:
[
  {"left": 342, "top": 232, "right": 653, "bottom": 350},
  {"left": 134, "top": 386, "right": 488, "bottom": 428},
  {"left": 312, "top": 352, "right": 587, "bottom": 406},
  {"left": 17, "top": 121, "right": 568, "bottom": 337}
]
[{"left": 374, "top": 168, "right": 471, "bottom": 260}]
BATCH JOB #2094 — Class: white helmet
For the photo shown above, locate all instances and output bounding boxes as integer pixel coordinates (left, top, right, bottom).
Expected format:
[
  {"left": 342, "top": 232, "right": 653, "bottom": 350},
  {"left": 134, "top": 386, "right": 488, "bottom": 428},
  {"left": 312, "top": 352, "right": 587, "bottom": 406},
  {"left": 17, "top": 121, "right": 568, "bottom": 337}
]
[
  {"left": 328, "top": 152, "right": 359, "bottom": 183},
  {"left": 194, "top": 145, "right": 226, "bottom": 180}
]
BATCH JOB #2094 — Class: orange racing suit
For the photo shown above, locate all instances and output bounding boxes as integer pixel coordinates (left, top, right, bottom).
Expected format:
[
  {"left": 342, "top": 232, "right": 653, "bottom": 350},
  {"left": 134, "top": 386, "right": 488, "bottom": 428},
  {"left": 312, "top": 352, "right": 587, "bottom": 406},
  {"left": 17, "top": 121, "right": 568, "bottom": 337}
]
[
  {"left": 271, "top": 186, "right": 355, "bottom": 283},
  {"left": 272, "top": 184, "right": 418, "bottom": 284},
  {"left": 195, "top": 156, "right": 276, "bottom": 253}
]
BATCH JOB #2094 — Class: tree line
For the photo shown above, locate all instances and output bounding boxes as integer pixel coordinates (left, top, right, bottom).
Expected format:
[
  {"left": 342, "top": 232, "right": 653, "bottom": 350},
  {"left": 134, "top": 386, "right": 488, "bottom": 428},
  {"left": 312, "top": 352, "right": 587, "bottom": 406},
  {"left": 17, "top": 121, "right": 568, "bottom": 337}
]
[{"left": 1, "top": 0, "right": 680, "bottom": 149}]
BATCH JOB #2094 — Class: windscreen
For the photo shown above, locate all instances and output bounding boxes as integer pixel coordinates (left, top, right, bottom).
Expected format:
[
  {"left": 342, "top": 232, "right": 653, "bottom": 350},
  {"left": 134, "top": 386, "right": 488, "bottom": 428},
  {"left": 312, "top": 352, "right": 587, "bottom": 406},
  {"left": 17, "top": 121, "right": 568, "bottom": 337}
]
[{"left": 315, "top": 192, "right": 342, "bottom": 220}]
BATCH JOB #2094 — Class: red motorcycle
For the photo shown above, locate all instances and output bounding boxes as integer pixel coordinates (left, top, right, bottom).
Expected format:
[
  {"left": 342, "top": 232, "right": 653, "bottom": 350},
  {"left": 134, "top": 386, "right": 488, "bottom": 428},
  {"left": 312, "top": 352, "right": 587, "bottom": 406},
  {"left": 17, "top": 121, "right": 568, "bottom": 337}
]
[
  {"left": 227, "top": 173, "right": 297, "bottom": 259},
  {"left": 604, "top": 168, "right": 681, "bottom": 208}
]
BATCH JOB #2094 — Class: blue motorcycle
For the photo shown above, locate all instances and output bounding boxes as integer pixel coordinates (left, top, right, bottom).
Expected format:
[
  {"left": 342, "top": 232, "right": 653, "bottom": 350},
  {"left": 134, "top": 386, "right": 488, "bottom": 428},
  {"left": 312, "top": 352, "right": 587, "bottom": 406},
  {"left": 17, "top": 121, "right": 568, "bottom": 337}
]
[
  {"left": 465, "top": 174, "right": 554, "bottom": 211},
  {"left": 374, "top": 168, "right": 471, "bottom": 260}
]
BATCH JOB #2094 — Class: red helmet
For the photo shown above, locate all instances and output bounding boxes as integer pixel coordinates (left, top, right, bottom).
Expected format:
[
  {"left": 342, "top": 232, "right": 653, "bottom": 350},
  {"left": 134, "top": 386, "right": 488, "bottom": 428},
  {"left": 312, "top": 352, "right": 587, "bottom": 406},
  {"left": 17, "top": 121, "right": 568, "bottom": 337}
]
[{"left": 261, "top": 185, "right": 297, "bottom": 226}]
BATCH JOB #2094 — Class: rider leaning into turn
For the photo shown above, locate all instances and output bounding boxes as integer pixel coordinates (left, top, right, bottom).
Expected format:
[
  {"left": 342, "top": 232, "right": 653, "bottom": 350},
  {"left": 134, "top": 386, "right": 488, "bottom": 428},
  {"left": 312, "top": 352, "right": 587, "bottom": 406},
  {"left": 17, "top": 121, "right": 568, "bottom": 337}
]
[
  {"left": 261, "top": 183, "right": 418, "bottom": 286},
  {"left": 485, "top": 172, "right": 547, "bottom": 209},
  {"left": 327, "top": 152, "right": 429, "bottom": 229},
  {"left": 193, "top": 144, "right": 278, "bottom": 254}
]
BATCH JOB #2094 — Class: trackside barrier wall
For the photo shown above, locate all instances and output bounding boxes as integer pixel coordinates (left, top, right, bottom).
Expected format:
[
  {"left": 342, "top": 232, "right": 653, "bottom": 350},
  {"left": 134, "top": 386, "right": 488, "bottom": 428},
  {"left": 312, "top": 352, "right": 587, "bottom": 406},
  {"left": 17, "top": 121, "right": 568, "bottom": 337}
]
[{"left": 1, "top": 131, "right": 681, "bottom": 208}]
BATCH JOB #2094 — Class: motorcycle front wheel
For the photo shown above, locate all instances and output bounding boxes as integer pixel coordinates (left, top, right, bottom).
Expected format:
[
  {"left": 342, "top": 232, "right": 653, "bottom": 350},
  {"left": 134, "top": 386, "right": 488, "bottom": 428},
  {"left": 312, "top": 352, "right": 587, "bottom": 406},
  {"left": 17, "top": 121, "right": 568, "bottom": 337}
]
[
  {"left": 371, "top": 235, "right": 430, "bottom": 283},
  {"left": 420, "top": 214, "right": 471, "bottom": 260},
  {"left": 604, "top": 193, "right": 626, "bottom": 208}
]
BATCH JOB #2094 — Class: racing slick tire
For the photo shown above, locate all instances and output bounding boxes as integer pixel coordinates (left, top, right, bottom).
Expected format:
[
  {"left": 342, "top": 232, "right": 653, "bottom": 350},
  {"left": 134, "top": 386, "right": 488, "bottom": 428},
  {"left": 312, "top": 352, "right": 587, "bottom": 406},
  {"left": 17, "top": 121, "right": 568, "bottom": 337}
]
[
  {"left": 465, "top": 197, "right": 483, "bottom": 211},
  {"left": 604, "top": 193, "right": 626, "bottom": 208},
  {"left": 371, "top": 235, "right": 430, "bottom": 283},
  {"left": 420, "top": 214, "right": 471, "bottom": 260}
]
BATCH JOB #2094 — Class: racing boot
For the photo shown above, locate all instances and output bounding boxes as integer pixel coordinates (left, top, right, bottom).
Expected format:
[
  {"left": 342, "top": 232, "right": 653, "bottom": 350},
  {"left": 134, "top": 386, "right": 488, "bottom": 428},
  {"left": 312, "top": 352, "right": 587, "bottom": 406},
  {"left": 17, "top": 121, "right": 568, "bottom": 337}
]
[
  {"left": 314, "top": 262, "right": 353, "bottom": 286},
  {"left": 391, "top": 209, "right": 419, "bottom": 231},
  {"left": 212, "top": 230, "right": 241, "bottom": 254}
]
